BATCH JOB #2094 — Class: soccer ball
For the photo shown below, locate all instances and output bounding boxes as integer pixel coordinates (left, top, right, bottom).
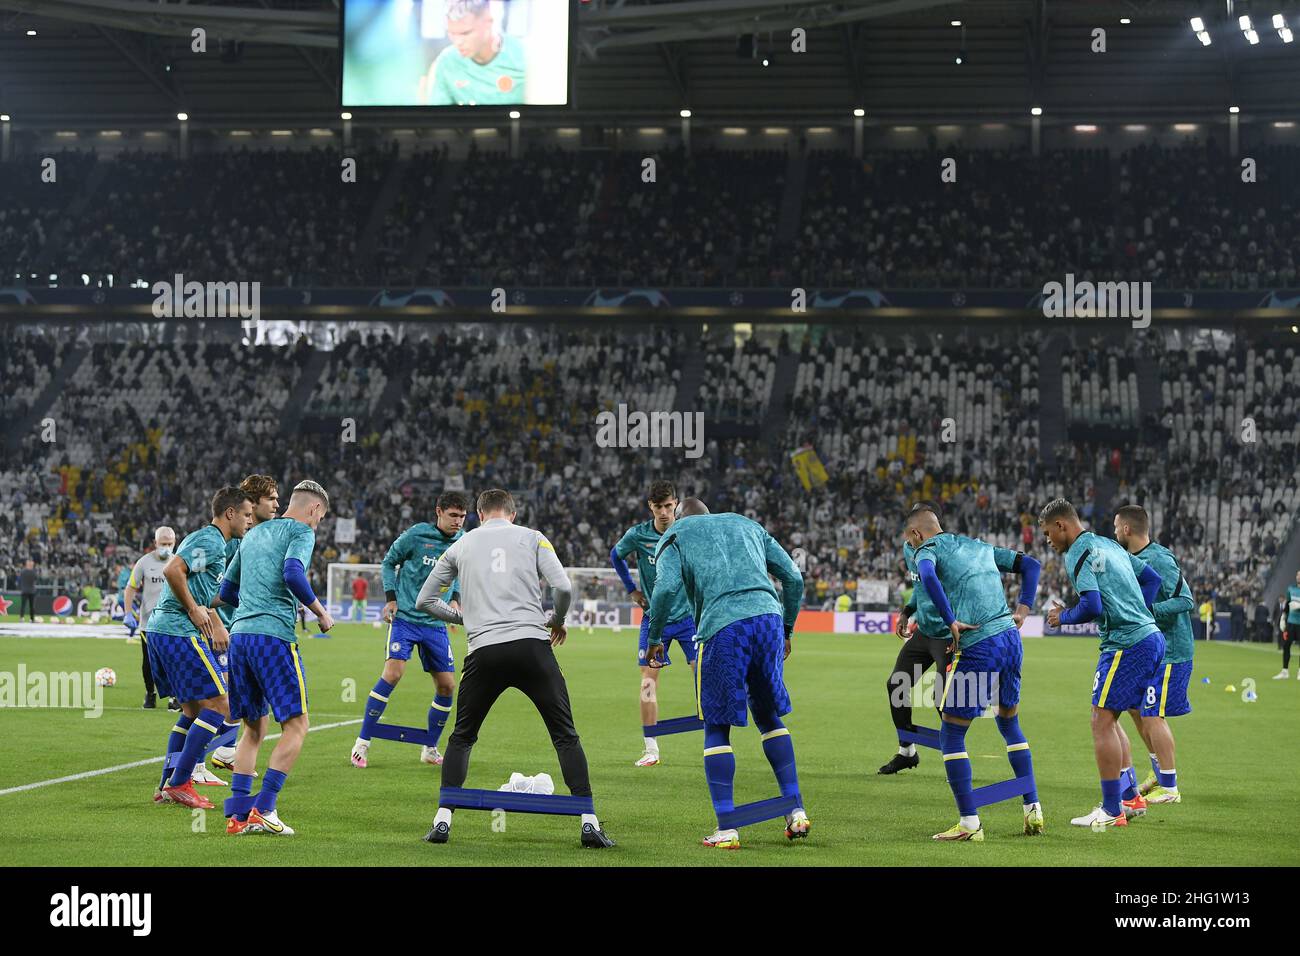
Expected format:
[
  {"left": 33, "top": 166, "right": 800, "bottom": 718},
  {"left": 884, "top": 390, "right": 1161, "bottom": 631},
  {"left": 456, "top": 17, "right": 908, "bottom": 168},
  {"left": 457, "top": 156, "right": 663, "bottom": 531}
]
[{"left": 95, "top": 667, "right": 117, "bottom": 688}]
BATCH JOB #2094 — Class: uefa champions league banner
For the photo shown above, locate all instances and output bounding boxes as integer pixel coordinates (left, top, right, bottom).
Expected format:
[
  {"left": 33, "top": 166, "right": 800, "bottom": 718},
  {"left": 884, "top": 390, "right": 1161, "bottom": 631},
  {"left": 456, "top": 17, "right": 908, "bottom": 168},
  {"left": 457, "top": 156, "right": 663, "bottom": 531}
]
[{"left": 3, "top": 286, "right": 1299, "bottom": 312}]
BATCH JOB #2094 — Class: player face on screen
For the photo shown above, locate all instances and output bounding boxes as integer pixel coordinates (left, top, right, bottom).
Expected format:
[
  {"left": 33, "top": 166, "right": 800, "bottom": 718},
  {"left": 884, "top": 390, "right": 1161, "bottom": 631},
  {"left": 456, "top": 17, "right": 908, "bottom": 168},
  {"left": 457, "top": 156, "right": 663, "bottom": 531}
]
[
  {"left": 448, "top": 9, "right": 497, "bottom": 64},
  {"left": 436, "top": 505, "right": 467, "bottom": 536},
  {"left": 648, "top": 496, "right": 678, "bottom": 532}
]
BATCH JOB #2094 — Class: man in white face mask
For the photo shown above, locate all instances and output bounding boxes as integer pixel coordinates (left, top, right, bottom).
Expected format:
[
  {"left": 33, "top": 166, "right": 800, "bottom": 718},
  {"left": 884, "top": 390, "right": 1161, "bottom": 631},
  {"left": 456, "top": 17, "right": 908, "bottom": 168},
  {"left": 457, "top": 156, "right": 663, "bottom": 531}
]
[{"left": 124, "top": 527, "right": 177, "bottom": 710}]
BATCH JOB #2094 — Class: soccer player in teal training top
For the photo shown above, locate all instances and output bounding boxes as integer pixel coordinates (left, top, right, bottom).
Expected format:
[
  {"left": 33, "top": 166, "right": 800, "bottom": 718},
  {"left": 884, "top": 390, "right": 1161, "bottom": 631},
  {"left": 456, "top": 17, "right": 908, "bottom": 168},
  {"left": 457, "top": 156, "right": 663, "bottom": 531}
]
[
  {"left": 904, "top": 507, "right": 1044, "bottom": 842},
  {"left": 147, "top": 486, "right": 253, "bottom": 810},
  {"left": 1114, "top": 505, "right": 1191, "bottom": 808},
  {"left": 217, "top": 480, "right": 334, "bottom": 836},
  {"left": 646, "top": 499, "right": 807, "bottom": 849},
  {"left": 210, "top": 474, "right": 281, "bottom": 776},
  {"left": 423, "top": 0, "right": 526, "bottom": 106},
  {"left": 351, "top": 490, "right": 467, "bottom": 770},
  {"left": 1040, "top": 498, "right": 1166, "bottom": 831},
  {"left": 610, "top": 479, "right": 699, "bottom": 767}
]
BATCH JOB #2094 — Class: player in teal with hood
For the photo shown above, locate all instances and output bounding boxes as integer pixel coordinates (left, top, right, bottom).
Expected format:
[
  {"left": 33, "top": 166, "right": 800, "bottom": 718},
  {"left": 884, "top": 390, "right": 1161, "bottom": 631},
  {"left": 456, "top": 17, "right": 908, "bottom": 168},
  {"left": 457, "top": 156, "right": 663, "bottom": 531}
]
[{"left": 646, "top": 499, "right": 807, "bottom": 850}]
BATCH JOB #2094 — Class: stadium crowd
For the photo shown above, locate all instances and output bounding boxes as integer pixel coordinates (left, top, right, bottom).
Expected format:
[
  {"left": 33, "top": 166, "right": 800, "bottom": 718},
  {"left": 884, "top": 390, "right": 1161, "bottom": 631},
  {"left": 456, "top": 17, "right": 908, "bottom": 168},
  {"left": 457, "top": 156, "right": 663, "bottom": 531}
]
[
  {"left": 4, "top": 141, "right": 1299, "bottom": 291},
  {"left": 2, "top": 322, "right": 1294, "bottom": 637}
]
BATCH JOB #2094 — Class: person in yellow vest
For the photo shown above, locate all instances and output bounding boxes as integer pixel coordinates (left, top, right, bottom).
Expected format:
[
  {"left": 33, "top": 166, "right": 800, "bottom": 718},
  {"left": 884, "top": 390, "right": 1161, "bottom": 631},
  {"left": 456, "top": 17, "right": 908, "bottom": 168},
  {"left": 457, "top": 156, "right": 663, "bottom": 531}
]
[
  {"left": 1198, "top": 598, "right": 1215, "bottom": 641},
  {"left": 835, "top": 592, "right": 853, "bottom": 613}
]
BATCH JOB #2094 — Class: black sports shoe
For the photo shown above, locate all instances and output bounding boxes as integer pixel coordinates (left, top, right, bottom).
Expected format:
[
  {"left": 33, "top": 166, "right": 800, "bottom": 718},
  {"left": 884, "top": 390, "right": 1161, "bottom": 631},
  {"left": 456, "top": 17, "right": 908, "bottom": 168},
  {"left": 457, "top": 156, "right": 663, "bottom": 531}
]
[
  {"left": 581, "top": 822, "right": 615, "bottom": 848},
  {"left": 167, "top": 698, "right": 181, "bottom": 711},
  {"left": 423, "top": 820, "right": 450, "bottom": 844},
  {"left": 878, "top": 752, "right": 920, "bottom": 775},
  {"left": 143, "top": 693, "right": 157, "bottom": 709}
]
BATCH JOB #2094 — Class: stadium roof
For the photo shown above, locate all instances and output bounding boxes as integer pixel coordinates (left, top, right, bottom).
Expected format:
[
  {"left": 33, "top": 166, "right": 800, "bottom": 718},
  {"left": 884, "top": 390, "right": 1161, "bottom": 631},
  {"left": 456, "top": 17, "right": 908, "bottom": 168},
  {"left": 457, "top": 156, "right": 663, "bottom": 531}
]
[{"left": 0, "top": 0, "right": 1298, "bottom": 127}]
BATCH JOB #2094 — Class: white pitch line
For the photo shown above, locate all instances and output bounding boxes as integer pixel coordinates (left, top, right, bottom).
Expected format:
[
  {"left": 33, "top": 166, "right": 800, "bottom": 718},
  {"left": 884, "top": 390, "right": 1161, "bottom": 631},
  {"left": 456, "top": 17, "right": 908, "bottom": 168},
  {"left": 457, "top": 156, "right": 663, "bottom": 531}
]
[{"left": 0, "top": 718, "right": 362, "bottom": 797}]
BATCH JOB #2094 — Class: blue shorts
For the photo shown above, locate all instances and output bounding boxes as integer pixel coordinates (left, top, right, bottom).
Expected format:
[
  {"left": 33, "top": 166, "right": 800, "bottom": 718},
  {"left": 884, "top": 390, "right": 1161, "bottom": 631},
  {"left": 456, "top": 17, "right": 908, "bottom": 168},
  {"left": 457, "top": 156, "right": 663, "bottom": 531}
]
[
  {"left": 386, "top": 618, "right": 454, "bottom": 674},
  {"left": 942, "top": 626, "right": 1022, "bottom": 720},
  {"left": 1093, "top": 631, "right": 1166, "bottom": 712},
  {"left": 1142, "top": 659, "right": 1193, "bottom": 718},
  {"left": 228, "top": 632, "right": 309, "bottom": 723},
  {"left": 698, "top": 613, "right": 791, "bottom": 727},
  {"left": 639, "top": 615, "right": 698, "bottom": 667},
  {"left": 146, "top": 631, "right": 226, "bottom": 703}
]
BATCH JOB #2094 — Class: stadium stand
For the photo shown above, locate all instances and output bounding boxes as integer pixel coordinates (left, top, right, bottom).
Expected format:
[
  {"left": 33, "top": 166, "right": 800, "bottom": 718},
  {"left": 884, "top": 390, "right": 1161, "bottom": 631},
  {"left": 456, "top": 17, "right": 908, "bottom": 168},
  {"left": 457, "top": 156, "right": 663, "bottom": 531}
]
[
  {"left": 4, "top": 319, "right": 1292, "bottom": 631},
  {"left": 9, "top": 143, "right": 1294, "bottom": 291},
  {"left": 2, "top": 141, "right": 1298, "bottom": 629}
]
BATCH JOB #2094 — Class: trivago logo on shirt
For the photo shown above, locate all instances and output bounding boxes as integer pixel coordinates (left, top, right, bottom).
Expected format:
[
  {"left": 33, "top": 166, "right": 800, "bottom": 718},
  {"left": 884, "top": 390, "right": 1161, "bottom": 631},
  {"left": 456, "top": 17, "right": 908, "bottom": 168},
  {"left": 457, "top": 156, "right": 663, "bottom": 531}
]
[{"left": 49, "top": 885, "right": 151, "bottom": 936}]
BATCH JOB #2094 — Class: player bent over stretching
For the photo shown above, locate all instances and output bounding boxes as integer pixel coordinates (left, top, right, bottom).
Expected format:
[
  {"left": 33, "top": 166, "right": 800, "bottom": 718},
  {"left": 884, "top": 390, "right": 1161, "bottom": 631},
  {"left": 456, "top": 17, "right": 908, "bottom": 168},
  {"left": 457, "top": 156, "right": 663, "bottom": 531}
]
[
  {"left": 903, "top": 508, "right": 1043, "bottom": 841},
  {"left": 1040, "top": 498, "right": 1166, "bottom": 831},
  {"left": 218, "top": 480, "right": 334, "bottom": 836},
  {"left": 647, "top": 499, "right": 807, "bottom": 850},
  {"left": 148, "top": 487, "right": 253, "bottom": 809}
]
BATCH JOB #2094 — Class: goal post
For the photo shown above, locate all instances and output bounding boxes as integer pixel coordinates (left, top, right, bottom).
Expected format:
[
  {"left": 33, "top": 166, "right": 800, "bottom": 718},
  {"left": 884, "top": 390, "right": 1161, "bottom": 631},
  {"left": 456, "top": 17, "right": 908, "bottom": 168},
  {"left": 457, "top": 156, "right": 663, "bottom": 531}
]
[
  {"left": 562, "top": 566, "right": 640, "bottom": 631},
  {"left": 326, "top": 563, "right": 644, "bottom": 630},
  {"left": 327, "top": 563, "right": 386, "bottom": 624}
]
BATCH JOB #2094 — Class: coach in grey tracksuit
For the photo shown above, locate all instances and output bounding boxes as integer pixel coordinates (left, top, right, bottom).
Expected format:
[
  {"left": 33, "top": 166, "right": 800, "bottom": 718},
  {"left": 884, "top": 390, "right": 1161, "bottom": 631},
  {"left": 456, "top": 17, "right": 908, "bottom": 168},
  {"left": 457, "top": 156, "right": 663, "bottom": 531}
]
[
  {"left": 416, "top": 488, "right": 593, "bottom": 803},
  {"left": 124, "top": 528, "right": 176, "bottom": 706}
]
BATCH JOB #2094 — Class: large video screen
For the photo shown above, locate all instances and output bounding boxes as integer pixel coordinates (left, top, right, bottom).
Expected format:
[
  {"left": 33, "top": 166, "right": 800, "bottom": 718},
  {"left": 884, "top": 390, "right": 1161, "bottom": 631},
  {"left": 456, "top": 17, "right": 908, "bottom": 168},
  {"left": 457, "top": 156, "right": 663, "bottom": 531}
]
[{"left": 341, "top": 0, "right": 573, "bottom": 108}]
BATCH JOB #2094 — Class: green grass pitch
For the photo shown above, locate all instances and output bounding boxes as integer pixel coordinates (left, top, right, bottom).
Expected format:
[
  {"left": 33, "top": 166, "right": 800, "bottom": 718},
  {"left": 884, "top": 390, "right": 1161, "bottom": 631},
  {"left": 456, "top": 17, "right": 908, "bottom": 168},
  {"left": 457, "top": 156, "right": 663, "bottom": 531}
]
[{"left": 2, "top": 625, "right": 1296, "bottom": 866}]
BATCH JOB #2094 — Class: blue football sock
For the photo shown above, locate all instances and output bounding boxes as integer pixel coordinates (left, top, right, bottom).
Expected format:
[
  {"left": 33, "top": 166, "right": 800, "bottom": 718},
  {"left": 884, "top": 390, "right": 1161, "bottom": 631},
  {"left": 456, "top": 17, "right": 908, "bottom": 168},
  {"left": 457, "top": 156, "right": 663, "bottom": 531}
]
[
  {"left": 360, "top": 678, "right": 394, "bottom": 741},
  {"left": 1120, "top": 766, "right": 1138, "bottom": 801},
  {"left": 168, "top": 709, "right": 223, "bottom": 787},
  {"left": 940, "top": 721, "right": 975, "bottom": 817},
  {"left": 230, "top": 773, "right": 254, "bottom": 822},
  {"left": 253, "top": 768, "right": 288, "bottom": 813},
  {"left": 703, "top": 724, "right": 736, "bottom": 821},
  {"left": 428, "top": 693, "right": 453, "bottom": 744},
  {"left": 754, "top": 716, "right": 801, "bottom": 801},
  {"left": 1101, "top": 777, "right": 1122, "bottom": 817},
  {"left": 994, "top": 714, "right": 1038, "bottom": 804},
  {"left": 1158, "top": 767, "right": 1177, "bottom": 790},
  {"left": 160, "top": 715, "right": 195, "bottom": 789}
]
